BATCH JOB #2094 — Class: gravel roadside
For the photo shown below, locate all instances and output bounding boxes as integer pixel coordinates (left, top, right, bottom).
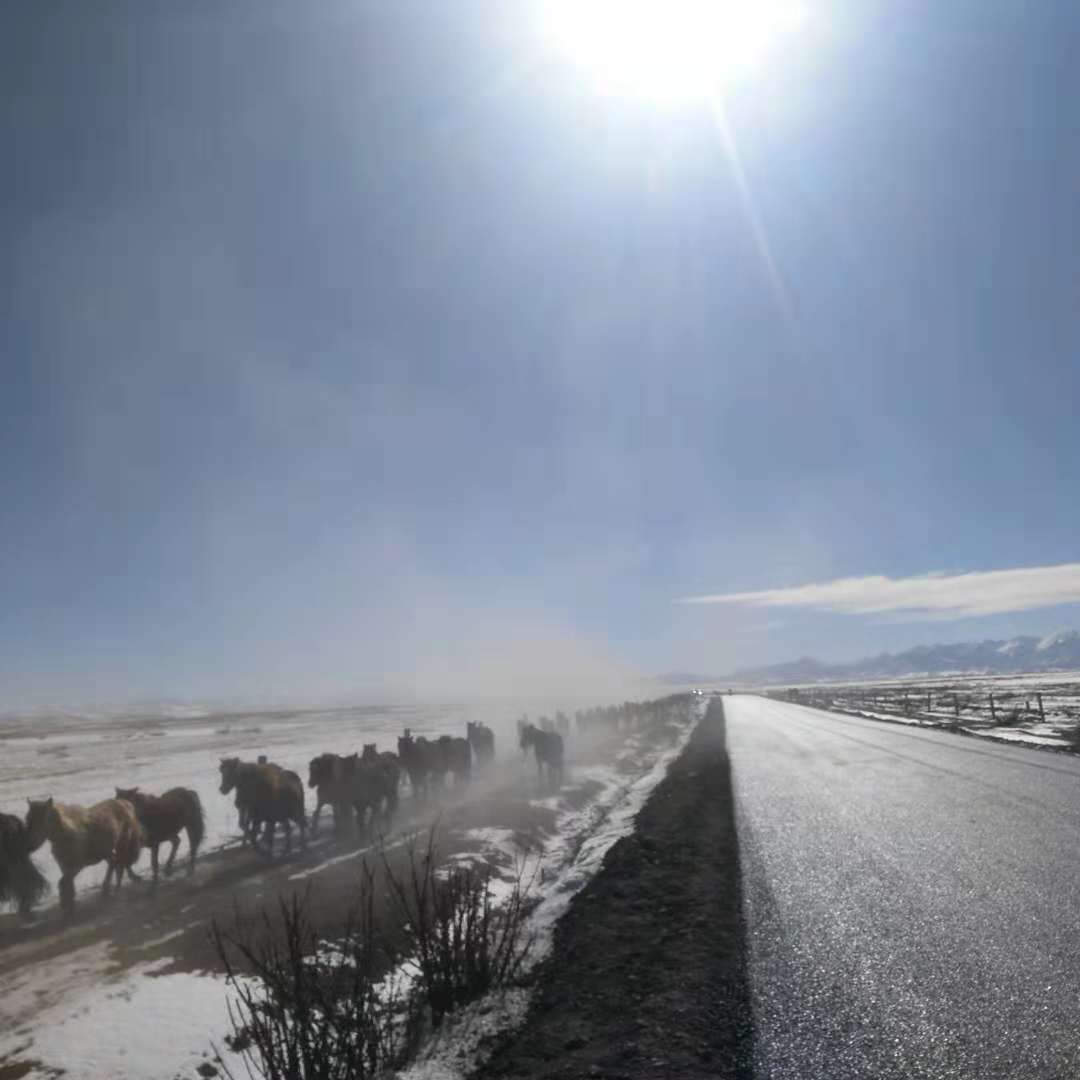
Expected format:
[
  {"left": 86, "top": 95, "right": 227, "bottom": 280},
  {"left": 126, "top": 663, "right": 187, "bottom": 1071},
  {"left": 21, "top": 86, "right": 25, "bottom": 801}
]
[{"left": 476, "top": 697, "right": 753, "bottom": 1080}]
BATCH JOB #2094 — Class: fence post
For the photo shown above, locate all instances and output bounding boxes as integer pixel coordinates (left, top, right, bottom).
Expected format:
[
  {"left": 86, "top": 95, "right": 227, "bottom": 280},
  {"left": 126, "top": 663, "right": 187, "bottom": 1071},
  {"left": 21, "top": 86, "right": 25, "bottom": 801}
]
[
  {"left": 1038, "top": 693, "right": 1045, "bottom": 722},
  {"left": 953, "top": 694, "right": 960, "bottom": 718},
  {"left": 927, "top": 693, "right": 932, "bottom": 712},
  {"left": 989, "top": 693, "right": 996, "bottom": 723}
]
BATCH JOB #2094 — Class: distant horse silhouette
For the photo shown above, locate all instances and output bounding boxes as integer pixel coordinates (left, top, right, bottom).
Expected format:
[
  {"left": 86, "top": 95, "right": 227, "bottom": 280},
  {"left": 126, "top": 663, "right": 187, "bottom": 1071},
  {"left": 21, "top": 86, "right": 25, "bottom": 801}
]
[
  {"left": 361, "top": 744, "right": 401, "bottom": 815},
  {"left": 466, "top": 722, "right": 495, "bottom": 768},
  {"left": 519, "top": 724, "right": 564, "bottom": 789},
  {"left": 115, "top": 787, "right": 205, "bottom": 882},
  {"left": 344, "top": 753, "right": 397, "bottom": 838},
  {"left": 25, "top": 797, "right": 143, "bottom": 916},
  {"left": 397, "top": 730, "right": 442, "bottom": 799},
  {"left": 438, "top": 734, "right": 472, "bottom": 788},
  {"left": 0, "top": 811, "right": 49, "bottom": 918},
  {"left": 219, "top": 758, "right": 306, "bottom": 856}
]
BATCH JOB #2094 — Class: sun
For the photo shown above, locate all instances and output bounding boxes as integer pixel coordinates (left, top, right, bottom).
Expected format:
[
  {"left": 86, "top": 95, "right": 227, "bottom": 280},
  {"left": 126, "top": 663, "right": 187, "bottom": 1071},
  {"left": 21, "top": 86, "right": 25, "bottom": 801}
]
[{"left": 546, "top": 0, "right": 808, "bottom": 103}]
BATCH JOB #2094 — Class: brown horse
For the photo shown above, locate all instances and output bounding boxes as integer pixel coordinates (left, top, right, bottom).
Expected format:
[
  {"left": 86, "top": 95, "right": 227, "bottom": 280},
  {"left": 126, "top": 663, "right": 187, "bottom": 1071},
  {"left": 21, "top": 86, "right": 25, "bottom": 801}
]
[
  {"left": 0, "top": 812, "right": 49, "bottom": 918},
  {"left": 219, "top": 758, "right": 306, "bottom": 856},
  {"left": 519, "top": 724, "right": 564, "bottom": 789},
  {"left": 25, "top": 797, "right": 143, "bottom": 916},
  {"left": 115, "top": 787, "right": 205, "bottom": 882}
]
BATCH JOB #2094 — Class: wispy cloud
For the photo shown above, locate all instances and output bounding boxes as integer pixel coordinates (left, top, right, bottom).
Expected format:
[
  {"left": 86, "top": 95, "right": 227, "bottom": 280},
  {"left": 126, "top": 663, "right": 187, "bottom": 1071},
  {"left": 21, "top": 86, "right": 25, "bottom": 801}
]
[{"left": 679, "top": 563, "right": 1080, "bottom": 620}]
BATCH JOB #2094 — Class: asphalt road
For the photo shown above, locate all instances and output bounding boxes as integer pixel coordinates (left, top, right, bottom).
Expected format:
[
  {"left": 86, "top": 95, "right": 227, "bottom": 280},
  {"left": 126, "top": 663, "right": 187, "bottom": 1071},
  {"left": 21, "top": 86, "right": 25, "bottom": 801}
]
[{"left": 727, "top": 694, "right": 1080, "bottom": 1079}]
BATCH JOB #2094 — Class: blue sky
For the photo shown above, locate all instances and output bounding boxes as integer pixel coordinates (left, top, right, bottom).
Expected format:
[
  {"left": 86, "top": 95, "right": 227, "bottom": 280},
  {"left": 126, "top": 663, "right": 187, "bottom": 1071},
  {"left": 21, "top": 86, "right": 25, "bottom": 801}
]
[{"left": 3, "top": 1, "right": 1080, "bottom": 705}]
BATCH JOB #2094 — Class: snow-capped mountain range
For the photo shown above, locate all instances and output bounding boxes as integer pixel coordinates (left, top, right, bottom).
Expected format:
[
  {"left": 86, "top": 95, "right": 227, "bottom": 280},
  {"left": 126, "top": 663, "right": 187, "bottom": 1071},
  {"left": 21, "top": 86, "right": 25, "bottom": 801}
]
[{"left": 720, "top": 630, "right": 1080, "bottom": 686}]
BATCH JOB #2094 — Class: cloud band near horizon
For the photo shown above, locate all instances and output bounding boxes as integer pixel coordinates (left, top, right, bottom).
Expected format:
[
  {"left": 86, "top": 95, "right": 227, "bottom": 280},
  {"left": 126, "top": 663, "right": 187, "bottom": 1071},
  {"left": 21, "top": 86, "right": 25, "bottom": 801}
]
[{"left": 680, "top": 563, "right": 1080, "bottom": 619}]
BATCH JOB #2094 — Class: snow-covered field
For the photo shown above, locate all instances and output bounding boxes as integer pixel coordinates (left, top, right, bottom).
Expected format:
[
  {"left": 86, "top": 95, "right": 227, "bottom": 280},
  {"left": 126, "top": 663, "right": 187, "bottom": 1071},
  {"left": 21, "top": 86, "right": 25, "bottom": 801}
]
[
  {"left": 0, "top": 697, "right": 701, "bottom": 1080},
  {"left": 772, "top": 672, "right": 1080, "bottom": 750}
]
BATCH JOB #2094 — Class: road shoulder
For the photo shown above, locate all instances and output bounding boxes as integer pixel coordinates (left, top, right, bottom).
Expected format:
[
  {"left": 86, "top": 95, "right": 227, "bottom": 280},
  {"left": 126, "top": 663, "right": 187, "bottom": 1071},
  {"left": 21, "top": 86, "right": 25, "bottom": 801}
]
[{"left": 476, "top": 698, "right": 752, "bottom": 1080}]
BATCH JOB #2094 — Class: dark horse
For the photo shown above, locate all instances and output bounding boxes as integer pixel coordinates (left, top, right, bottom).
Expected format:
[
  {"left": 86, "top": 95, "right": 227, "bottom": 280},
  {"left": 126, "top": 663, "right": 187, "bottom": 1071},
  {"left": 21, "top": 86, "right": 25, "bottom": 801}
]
[
  {"left": 345, "top": 753, "right": 397, "bottom": 838},
  {"left": 361, "top": 744, "right": 401, "bottom": 816},
  {"left": 115, "top": 787, "right": 205, "bottom": 882},
  {"left": 466, "top": 722, "right": 495, "bottom": 768},
  {"left": 308, "top": 752, "right": 355, "bottom": 837},
  {"left": 397, "top": 730, "right": 442, "bottom": 800},
  {"left": 438, "top": 735, "right": 472, "bottom": 788},
  {"left": 309, "top": 752, "right": 399, "bottom": 840},
  {"left": 0, "top": 812, "right": 49, "bottom": 918},
  {"left": 219, "top": 757, "right": 306, "bottom": 856},
  {"left": 520, "top": 723, "right": 564, "bottom": 789}
]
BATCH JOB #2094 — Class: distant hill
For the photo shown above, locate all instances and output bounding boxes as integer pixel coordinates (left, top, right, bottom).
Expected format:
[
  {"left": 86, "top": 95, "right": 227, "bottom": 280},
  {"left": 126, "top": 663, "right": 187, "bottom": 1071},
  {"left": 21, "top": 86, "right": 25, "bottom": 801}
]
[{"left": 726, "top": 630, "right": 1080, "bottom": 685}]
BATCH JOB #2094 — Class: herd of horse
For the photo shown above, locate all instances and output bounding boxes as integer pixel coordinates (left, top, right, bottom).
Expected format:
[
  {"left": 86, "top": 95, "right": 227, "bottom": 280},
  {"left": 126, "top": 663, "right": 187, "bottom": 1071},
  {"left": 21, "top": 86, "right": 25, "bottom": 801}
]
[{"left": 0, "top": 716, "right": 569, "bottom": 921}]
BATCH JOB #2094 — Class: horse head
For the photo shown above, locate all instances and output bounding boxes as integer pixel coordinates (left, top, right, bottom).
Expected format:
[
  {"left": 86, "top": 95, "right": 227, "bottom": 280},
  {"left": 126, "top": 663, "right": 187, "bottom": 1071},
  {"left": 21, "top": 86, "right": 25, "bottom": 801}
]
[
  {"left": 308, "top": 754, "right": 330, "bottom": 789},
  {"left": 219, "top": 757, "right": 241, "bottom": 795},
  {"left": 24, "top": 797, "right": 54, "bottom": 851},
  {"left": 362, "top": 743, "right": 378, "bottom": 761},
  {"left": 115, "top": 786, "right": 140, "bottom": 805}
]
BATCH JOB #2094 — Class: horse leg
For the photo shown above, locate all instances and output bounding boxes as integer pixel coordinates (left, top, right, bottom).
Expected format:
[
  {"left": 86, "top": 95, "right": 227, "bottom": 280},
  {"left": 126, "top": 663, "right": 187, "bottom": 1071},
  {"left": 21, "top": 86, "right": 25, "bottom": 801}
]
[
  {"left": 164, "top": 835, "right": 180, "bottom": 876},
  {"left": 102, "top": 861, "right": 114, "bottom": 897},
  {"left": 311, "top": 799, "right": 322, "bottom": 837},
  {"left": 186, "top": 826, "right": 199, "bottom": 876},
  {"left": 59, "top": 874, "right": 75, "bottom": 916},
  {"left": 282, "top": 819, "right": 292, "bottom": 856},
  {"left": 297, "top": 809, "right": 307, "bottom": 851},
  {"left": 150, "top": 843, "right": 161, "bottom": 885}
]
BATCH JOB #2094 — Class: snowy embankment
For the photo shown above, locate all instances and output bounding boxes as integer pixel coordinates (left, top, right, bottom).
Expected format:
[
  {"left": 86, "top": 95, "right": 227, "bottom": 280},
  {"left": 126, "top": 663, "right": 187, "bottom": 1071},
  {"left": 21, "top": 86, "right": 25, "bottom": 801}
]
[
  {"left": 0, "top": 700, "right": 701, "bottom": 1080},
  {"left": 398, "top": 707, "right": 701, "bottom": 1080}
]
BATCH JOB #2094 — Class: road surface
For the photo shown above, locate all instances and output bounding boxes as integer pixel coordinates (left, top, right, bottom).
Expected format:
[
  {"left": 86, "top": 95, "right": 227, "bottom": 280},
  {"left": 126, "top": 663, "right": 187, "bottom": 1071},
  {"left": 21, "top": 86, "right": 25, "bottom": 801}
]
[{"left": 728, "top": 694, "right": 1080, "bottom": 1079}]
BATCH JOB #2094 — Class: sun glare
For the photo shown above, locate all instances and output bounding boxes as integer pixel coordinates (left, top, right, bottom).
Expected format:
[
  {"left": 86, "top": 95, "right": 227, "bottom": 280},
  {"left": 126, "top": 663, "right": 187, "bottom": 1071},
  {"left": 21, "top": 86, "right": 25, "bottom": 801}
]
[{"left": 547, "top": 0, "right": 808, "bottom": 103}]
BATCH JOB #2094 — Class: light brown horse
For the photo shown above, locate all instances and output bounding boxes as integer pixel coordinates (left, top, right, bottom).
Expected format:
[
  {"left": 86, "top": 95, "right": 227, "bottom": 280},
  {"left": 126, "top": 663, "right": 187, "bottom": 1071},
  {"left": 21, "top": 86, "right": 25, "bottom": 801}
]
[
  {"left": 115, "top": 787, "right": 205, "bottom": 882},
  {"left": 25, "top": 797, "right": 143, "bottom": 916}
]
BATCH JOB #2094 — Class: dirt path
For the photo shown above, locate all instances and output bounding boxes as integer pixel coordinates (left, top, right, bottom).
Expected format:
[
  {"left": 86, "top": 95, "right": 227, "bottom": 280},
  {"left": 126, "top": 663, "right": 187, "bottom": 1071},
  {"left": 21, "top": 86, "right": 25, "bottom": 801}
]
[{"left": 476, "top": 698, "right": 753, "bottom": 1080}]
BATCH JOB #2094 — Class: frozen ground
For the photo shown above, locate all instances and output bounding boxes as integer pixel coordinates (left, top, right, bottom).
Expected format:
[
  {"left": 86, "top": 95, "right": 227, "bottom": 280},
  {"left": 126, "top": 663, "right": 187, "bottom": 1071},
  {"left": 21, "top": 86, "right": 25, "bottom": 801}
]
[{"left": 0, "top": 698, "right": 700, "bottom": 1080}]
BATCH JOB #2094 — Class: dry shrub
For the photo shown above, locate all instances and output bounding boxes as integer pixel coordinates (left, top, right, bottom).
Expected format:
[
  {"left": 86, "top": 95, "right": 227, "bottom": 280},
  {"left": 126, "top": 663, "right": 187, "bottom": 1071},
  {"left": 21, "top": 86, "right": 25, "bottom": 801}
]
[
  {"left": 383, "top": 831, "right": 536, "bottom": 1028},
  {"left": 211, "top": 834, "right": 534, "bottom": 1078}
]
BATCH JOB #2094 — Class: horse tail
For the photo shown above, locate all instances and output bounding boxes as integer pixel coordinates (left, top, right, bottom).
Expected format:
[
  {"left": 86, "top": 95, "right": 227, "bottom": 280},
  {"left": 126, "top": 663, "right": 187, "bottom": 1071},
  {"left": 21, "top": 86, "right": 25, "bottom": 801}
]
[{"left": 187, "top": 790, "right": 206, "bottom": 852}]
